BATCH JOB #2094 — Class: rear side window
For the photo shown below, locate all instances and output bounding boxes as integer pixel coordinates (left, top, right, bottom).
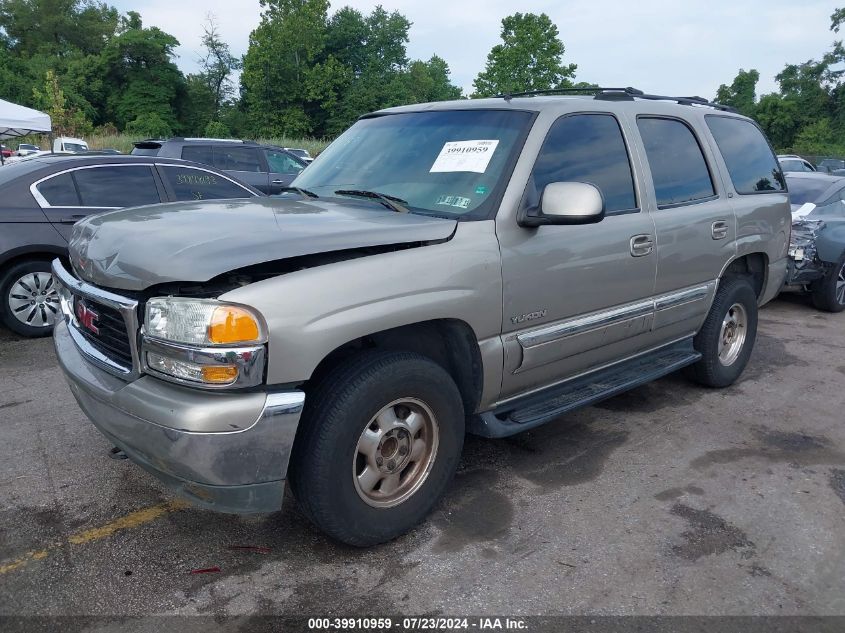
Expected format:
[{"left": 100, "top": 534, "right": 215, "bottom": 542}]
[
  {"left": 73, "top": 166, "right": 161, "bottom": 207},
  {"left": 706, "top": 117, "right": 785, "bottom": 193},
  {"left": 529, "top": 113, "right": 637, "bottom": 214},
  {"left": 36, "top": 172, "right": 80, "bottom": 206},
  {"left": 160, "top": 166, "right": 253, "bottom": 201},
  {"left": 637, "top": 117, "right": 715, "bottom": 207},
  {"left": 181, "top": 145, "right": 214, "bottom": 166},
  {"left": 264, "top": 149, "right": 304, "bottom": 174},
  {"left": 212, "top": 146, "right": 262, "bottom": 173}
]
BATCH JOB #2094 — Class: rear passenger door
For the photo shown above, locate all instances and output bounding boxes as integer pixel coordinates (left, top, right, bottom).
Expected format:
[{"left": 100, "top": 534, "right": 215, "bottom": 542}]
[
  {"left": 33, "top": 165, "right": 163, "bottom": 240},
  {"left": 634, "top": 116, "right": 735, "bottom": 342},
  {"left": 211, "top": 145, "right": 268, "bottom": 193},
  {"left": 263, "top": 148, "right": 305, "bottom": 194},
  {"left": 498, "top": 112, "right": 658, "bottom": 398}
]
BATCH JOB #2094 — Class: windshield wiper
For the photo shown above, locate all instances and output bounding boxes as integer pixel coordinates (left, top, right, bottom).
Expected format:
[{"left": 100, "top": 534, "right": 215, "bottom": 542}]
[
  {"left": 334, "top": 189, "right": 409, "bottom": 213},
  {"left": 277, "top": 186, "right": 319, "bottom": 199}
]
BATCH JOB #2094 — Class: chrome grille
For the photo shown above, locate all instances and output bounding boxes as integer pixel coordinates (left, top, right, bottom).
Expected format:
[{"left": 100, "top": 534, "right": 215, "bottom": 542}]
[{"left": 72, "top": 295, "right": 133, "bottom": 368}]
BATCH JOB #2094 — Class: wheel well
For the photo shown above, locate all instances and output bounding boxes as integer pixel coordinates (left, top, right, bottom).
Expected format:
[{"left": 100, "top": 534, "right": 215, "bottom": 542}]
[
  {"left": 306, "top": 319, "right": 484, "bottom": 414},
  {"left": 723, "top": 253, "right": 767, "bottom": 299},
  {"left": 0, "top": 249, "right": 66, "bottom": 274}
]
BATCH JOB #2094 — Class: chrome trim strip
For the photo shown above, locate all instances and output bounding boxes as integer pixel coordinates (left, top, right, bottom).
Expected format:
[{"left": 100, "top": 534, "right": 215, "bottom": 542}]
[
  {"left": 30, "top": 163, "right": 158, "bottom": 209},
  {"left": 517, "top": 300, "right": 653, "bottom": 348},
  {"left": 52, "top": 259, "right": 141, "bottom": 380},
  {"left": 262, "top": 392, "right": 306, "bottom": 418},
  {"left": 654, "top": 284, "right": 712, "bottom": 312},
  {"left": 516, "top": 282, "right": 716, "bottom": 350},
  {"left": 141, "top": 336, "right": 266, "bottom": 390}
]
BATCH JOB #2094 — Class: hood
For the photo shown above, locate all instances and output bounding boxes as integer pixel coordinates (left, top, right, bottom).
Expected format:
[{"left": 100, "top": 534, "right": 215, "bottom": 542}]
[{"left": 69, "top": 197, "right": 457, "bottom": 291}]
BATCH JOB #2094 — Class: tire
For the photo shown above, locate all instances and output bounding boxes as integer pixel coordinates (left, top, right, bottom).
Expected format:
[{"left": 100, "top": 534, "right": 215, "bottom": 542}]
[
  {"left": 288, "top": 350, "right": 465, "bottom": 547},
  {"left": 811, "top": 253, "right": 845, "bottom": 313},
  {"left": 684, "top": 276, "right": 758, "bottom": 388},
  {"left": 0, "top": 259, "right": 61, "bottom": 337}
]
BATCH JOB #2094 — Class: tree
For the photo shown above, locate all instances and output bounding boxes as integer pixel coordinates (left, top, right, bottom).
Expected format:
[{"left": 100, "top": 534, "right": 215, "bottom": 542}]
[
  {"left": 472, "top": 13, "right": 576, "bottom": 97},
  {"left": 197, "top": 15, "right": 241, "bottom": 122},
  {"left": 31, "top": 68, "right": 92, "bottom": 136},
  {"left": 715, "top": 68, "right": 759, "bottom": 117}
]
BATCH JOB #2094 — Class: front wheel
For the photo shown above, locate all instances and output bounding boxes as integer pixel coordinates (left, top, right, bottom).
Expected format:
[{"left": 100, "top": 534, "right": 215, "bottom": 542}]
[
  {"left": 811, "top": 253, "right": 845, "bottom": 313},
  {"left": 684, "top": 276, "right": 758, "bottom": 388},
  {"left": 0, "top": 260, "right": 61, "bottom": 337},
  {"left": 288, "top": 351, "right": 465, "bottom": 546}
]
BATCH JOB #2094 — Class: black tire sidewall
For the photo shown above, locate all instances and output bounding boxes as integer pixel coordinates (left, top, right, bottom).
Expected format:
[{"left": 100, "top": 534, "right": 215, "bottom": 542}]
[
  {"left": 290, "top": 352, "right": 465, "bottom": 546},
  {"left": 690, "top": 277, "right": 758, "bottom": 387},
  {"left": 0, "top": 260, "right": 57, "bottom": 337},
  {"left": 813, "top": 254, "right": 845, "bottom": 313}
]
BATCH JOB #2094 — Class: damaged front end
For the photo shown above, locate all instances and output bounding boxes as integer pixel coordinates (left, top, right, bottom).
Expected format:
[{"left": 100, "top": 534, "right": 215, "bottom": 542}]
[{"left": 788, "top": 218, "right": 827, "bottom": 285}]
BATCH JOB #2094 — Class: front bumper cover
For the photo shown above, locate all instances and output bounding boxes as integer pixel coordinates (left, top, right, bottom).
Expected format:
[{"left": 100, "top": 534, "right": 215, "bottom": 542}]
[{"left": 54, "top": 320, "right": 305, "bottom": 514}]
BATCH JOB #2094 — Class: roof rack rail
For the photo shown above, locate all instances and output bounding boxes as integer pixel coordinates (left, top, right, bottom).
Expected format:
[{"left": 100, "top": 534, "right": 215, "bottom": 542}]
[{"left": 497, "top": 86, "right": 736, "bottom": 112}]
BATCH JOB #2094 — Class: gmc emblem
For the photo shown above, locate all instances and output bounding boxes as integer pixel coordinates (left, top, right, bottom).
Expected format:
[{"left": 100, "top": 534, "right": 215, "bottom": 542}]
[{"left": 75, "top": 301, "right": 100, "bottom": 335}]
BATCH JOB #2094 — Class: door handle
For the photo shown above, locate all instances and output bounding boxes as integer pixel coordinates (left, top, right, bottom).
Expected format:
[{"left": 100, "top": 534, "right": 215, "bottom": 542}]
[
  {"left": 629, "top": 234, "right": 654, "bottom": 257},
  {"left": 271, "top": 179, "right": 285, "bottom": 185},
  {"left": 59, "top": 214, "right": 87, "bottom": 224},
  {"left": 711, "top": 220, "right": 729, "bottom": 240}
]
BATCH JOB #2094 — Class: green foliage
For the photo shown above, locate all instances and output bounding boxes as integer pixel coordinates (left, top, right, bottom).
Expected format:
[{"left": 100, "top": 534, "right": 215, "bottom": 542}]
[
  {"left": 125, "top": 112, "right": 172, "bottom": 138},
  {"left": 204, "top": 120, "right": 230, "bottom": 137},
  {"left": 31, "top": 69, "right": 93, "bottom": 136},
  {"left": 472, "top": 13, "right": 577, "bottom": 97},
  {"left": 715, "top": 69, "right": 759, "bottom": 117}
]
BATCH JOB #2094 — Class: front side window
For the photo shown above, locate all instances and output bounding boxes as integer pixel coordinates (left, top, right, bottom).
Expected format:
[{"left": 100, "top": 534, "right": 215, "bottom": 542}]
[
  {"left": 293, "top": 109, "right": 534, "bottom": 217},
  {"left": 706, "top": 116, "right": 785, "bottom": 194},
  {"left": 212, "top": 146, "right": 263, "bottom": 173},
  {"left": 527, "top": 113, "right": 637, "bottom": 214},
  {"left": 160, "top": 166, "right": 253, "bottom": 201},
  {"left": 36, "top": 172, "right": 80, "bottom": 206},
  {"left": 638, "top": 117, "right": 715, "bottom": 207},
  {"left": 73, "top": 166, "right": 161, "bottom": 207},
  {"left": 265, "top": 149, "right": 304, "bottom": 174}
]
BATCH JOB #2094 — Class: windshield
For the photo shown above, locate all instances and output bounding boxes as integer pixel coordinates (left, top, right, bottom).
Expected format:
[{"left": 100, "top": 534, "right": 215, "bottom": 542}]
[
  {"left": 293, "top": 109, "right": 533, "bottom": 217},
  {"left": 787, "top": 177, "right": 834, "bottom": 205}
]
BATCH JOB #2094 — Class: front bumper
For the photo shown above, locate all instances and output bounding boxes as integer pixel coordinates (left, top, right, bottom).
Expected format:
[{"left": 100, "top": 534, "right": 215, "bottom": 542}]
[{"left": 54, "top": 320, "right": 305, "bottom": 513}]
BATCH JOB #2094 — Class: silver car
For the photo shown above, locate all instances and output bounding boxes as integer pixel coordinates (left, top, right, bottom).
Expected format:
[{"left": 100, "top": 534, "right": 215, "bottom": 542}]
[{"left": 52, "top": 88, "right": 791, "bottom": 546}]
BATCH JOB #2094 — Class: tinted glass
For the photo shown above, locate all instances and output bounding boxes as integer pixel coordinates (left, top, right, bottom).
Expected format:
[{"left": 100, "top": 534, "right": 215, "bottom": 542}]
[
  {"left": 181, "top": 145, "right": 214, "bottom": 166},
  {"left": 780, "top": 159, "right": 810, "bottom": 173},
  {"left": 294, "top": 110, "right": 533, "bottom": 217},
  {"left": 706, "top": 117, "right": 785, "bottom": 193},
  {"left": 161, "top": 166, "right": 254, "bottom": 201},
  {"left": 528, "top": 114, "right": 636, "bottom": 213},
  {"left": 212, "top": 146, "right": 262, "bottom": 172},
  {"left": 638, "top": 118, "right": 714, "bottom": 207},
  {"left": 36, "top": 172, "right": 80, "bottom": 206},
  {"left": 265, "top": 149, "right": 304, "bottom": 174},
  {"left": 785, "top": 177, "right": 836, "bottom": 205},
  {"left": 73, "top": 166, "right": 160, "bottom": 207}
]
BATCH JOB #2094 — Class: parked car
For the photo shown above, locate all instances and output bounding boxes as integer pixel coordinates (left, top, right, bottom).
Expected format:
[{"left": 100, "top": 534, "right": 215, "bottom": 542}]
[
  {"left": 285, "top": 147, "right": 314, "bottom": 163},
  {"left": 130, "top": 138, "right": 307, "bottom": 194},
  {"left": 817, "top": 158, "right": 845, "bottom": 173},
  {"left": 0, "top": 154, "right": 261, "bottom": 336},
  {"left": 0, "top": 145, "right": 11, "bottom": 158},
  {"left": 53, "top": 136, "right": 89, "bottom": 153},
  {"left": 783, "top": 172, "right": 845, "bottom": 311},
  {"left": 16, "top": 143, "right": 40, "bottom": 156},
  {"left": 53, "top": 89, "right": 790, "bottom": 546},
  {"left": 778, "top": 154, "right": 815, "bottom": 172}
]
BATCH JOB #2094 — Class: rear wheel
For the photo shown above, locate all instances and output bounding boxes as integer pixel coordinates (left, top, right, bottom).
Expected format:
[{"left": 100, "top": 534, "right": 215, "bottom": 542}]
[
  {"left": 289, "top": 351, "right": 465, "bottom": 546},
  {"left": 0, "top": 260, "right": 61, "bottom": 337},
  {"left": 684, "top": 276, "right": 758, "bottom": 388},
  {"left": 811, "top": 253, "right": 845, "bottom": 313}
]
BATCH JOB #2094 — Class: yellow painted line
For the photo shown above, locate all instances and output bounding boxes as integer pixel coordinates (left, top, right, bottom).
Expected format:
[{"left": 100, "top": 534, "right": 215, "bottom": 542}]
[{"left": 0, "top": 499, "right": 189, "bottom": 575}]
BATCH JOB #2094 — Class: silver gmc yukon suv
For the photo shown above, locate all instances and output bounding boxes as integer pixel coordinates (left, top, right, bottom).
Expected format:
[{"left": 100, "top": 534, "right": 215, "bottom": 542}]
[{"left": 52, "top": 88, "right": 791, "bottom": 546}]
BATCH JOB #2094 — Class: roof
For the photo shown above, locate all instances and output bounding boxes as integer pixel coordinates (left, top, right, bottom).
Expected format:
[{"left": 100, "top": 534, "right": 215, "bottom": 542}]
[{"left": 0, "top": 99, "right": 51, "bottom": 140}]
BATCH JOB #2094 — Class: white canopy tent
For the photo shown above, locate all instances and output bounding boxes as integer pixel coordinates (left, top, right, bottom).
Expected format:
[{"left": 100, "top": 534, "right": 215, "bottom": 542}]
[{"left": 0, "top": 99, "right": 51, "bottom": 164}]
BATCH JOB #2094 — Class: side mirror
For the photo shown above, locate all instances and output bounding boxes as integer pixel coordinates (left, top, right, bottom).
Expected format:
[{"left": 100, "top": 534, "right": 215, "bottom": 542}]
[{"left": 520, "top": 182, "right": 605, "bottom": 227}]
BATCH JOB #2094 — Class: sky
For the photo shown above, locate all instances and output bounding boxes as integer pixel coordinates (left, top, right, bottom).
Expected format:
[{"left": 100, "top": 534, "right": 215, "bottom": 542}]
[{"left": 111, "top": 0, "right": 843, "bottom": 99}]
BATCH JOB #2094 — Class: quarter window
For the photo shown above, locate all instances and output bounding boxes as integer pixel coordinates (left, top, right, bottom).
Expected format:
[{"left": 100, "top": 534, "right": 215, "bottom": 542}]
[
  {"left": 528, "top": 114, "right": 637, "bottom": 214},
  {"left": 637, "top": 117, "right": 715, "bottom": 207},
  {"left": 160, "top": 166, "right": 253, "bottom": 201},
  {"left": 36, "top": 172, "right": 80, "bottom": 206},
  {"left": 706, "top": 116, "right": 785, "bottom": 194},
  {"left": 73, "top": 166, "right": 161, "bottom": 207}
]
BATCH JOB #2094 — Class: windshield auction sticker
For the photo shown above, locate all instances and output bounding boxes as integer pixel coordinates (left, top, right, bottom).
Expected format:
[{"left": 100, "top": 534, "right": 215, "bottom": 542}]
[{"left": 430, "top": 140, "right": 499, "bottom": 173}]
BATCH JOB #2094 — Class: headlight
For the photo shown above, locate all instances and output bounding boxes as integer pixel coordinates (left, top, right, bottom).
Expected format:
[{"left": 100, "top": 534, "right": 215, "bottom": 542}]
[{"left": 145, "top": 297, "right": 266, "bottom": 346}]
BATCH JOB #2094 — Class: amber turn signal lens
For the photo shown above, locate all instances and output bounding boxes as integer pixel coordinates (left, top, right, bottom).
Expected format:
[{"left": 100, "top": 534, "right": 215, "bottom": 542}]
[
  {"left": 201, "top": 365, "right": 239, "bottom": 383},
  {"left": 207, "top": 306, "right": 261, "bottom": 344}
]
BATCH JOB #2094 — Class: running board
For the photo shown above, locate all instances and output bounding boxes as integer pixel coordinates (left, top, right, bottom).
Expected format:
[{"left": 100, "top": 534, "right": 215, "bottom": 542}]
[{"left": 469, "top": 339, "right": 701, "bottom": 438}]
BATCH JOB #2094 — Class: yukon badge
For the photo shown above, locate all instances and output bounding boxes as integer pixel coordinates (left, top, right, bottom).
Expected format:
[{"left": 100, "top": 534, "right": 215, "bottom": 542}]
[{"left": 511, "top": 309, "right": 547, "bottom": 325}]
